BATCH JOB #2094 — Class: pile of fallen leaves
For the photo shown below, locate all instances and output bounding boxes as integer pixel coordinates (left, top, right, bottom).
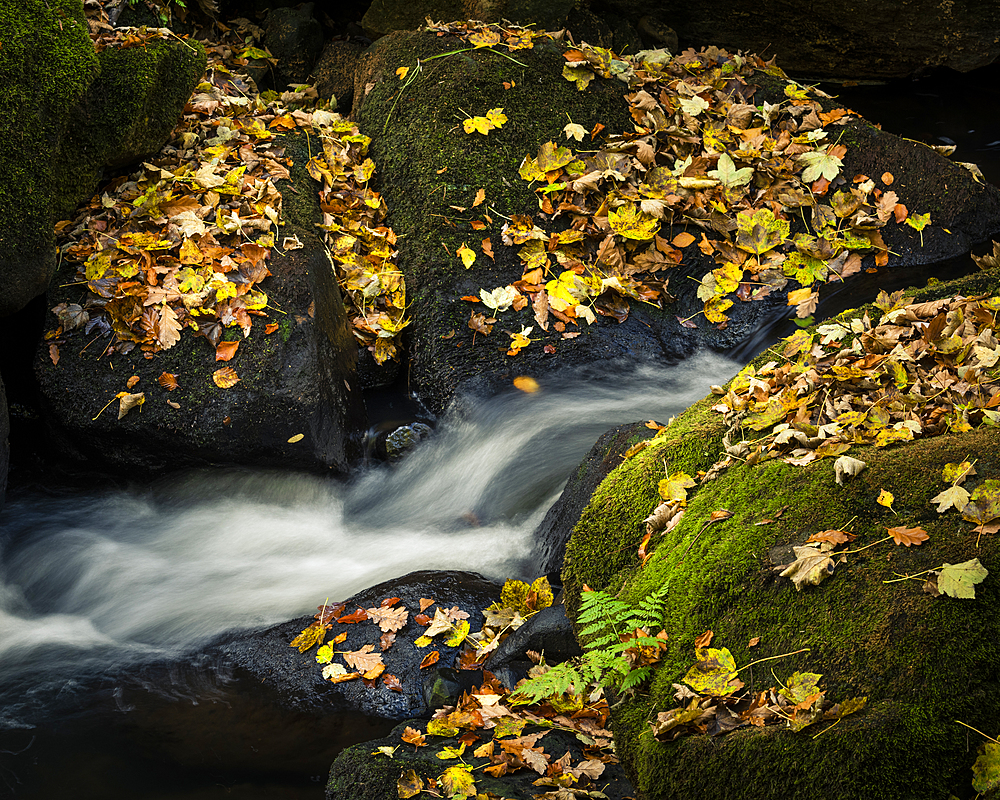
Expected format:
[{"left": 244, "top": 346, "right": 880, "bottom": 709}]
[
  {"left": 290, "top": 577, "right": 619, "bottom": 799},
  {"left": 49, "top": 9, "right": 409, "bottom": 367},
  {"left": 421, "top": 21, "right": 933, "bottom": 352},
  {"left": 651, "top": 632, "right": 866, "bottom": 742}
]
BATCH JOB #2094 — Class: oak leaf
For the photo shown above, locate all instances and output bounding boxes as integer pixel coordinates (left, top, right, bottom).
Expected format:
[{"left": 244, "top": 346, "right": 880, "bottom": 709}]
[
  {"left": 342, "top": 644, "right": 383, "bottom": 673},
  {"left": 888, "top": 526, "right": 928, "bottom": 546},
  {"left": 366, "top": 604, "right": 409, "bottom": 633}
]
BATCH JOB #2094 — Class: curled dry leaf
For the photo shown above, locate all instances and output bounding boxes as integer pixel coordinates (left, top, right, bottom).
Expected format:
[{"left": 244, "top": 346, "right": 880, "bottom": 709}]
[
  {"left": 126, "top": 375, "right": 140, "bottom": 389},
  {"left": 212, "top": 366, "right": 240, "bottom": 388},
  {"left": 216, "top": 340, "right": 239, "bottom": 361},
  {"left": 117, "top": 392, "right": 145, "bottom": 420},
  {"left": 779, "top": 543, "right": 836, "bottom": 590},
  {"left": 158, "top": 372, "right": 179, "bottom": 391},
  {"left": 834, "top": 455, "right": 867, "bottom": 485},
  {"left": 419, "top": 650, "right": 441, "bottom": 669}
]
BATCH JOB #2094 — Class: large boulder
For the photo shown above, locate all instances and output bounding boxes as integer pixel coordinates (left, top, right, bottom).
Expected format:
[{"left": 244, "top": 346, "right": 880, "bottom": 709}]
[
  {"left": 353, "top": 27, "right": 1000, "bottom": 415},
  {"left": 0, "top": 0, "right": 206, "bottom": 318},
  {"left": 559, "top": 264, "right": 1000, "bottom": 799},
  {"left": 34, "top": 126, "right": 367, "bottom": 476}
]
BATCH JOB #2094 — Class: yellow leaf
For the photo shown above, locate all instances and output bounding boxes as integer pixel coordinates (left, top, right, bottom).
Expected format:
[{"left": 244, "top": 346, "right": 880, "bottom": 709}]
[
  {"left": 457, "top": 243, "right": 476, "bottom": 269},
  {"left": 608, "top": 204, "right": 660, "bottom": 240},
  {"left": 397, "top": 769, "right": 423, "bottom": 798},
  {"left": 440, "top": 765, "right": 476, "bottom": 799},
  {"left": 289, "top": 622, "right": 326, "bottom": 653},
  {"left": 513, "top": 376, "right": 540, "bottom": 393},
  {"left": 485, "top": 108, "right": 507, "bottom": 128},
  {"left": 877, "top": 489, "right": 895, "bottom": 511},
  {"left": 288, "top": 433, "right": 304, "bottom": 443},
  {"left": 395, "top": 66, "right": 410, "bottom": 79},
  {"left": 704, "top": 296, "right": 733, "bottom": 323},
  {"left": 213, "top": 367, "right": 240, "bottom": 389}
]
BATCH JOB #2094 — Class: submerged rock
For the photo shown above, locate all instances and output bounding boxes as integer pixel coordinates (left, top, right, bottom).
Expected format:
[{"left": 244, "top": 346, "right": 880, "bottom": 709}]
[
  {"left": 559, "top": 265, "right": 1000, "bottom": 800},
  {"left": 213, "top": 570, "right": 501, "bottom": 721},
  {"left": 0, "top": 0, "right": 206, "bottom": 318}
]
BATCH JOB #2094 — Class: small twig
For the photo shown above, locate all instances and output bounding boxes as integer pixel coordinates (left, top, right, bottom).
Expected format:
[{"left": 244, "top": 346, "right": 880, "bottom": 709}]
[{"left": 736, "top": 648, "right": 810, "bottom": 674}]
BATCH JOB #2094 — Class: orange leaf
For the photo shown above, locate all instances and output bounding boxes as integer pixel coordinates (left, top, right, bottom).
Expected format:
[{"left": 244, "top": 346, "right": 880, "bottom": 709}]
[
  {"left": 419, "top": 597, "right": 435, "bottom": 612},
  {"left": 672, "top": 231, "right": 696, "bottom": 248},
  {"left": 384, "top": 674, "right": 404, "bottom": 693},
  {"left": 419, "top": 650, "right": 441, "bottom": 669},
  {"left": 216, "top": 340, "right": 239, "bottom": 361},
  {"left": 698, "top": 233, "right": 715, "bottom": 255},
  {"left": 590, "top": 122, "right": 605, "bottom": 139},
  {"left": 265, "top": 322, "right": 279, "bottom": 334},
  {"left": 694, "top": 630, "right": 714, "bottom": 648},
  {"left": 748, "top": 636, "right": 760, "bottom": 647},
  {"left": 48, "top": 344, "right": 60, "bottom": 366},
  {"left": 513, "top": 376, "right": 540, "bottom": 393},
  {"left": 806, "top": 529, "right": 856, "bottom": 545},
  {"left": 881, "top": 171, "right": 894, "bottom": 186},
  {"left": 637, "top": 530, "right": 653, "bottom": 566},
  {"left": 888, "top": 526, "right": 929, "bottom": 546},
  {"left": 337, "top": 607, "right": 369, "bottom": 624},
  {"left": 460, "top": 296, "right": 481, "bottom": 302},
  {"left": 126, "top": 375, "right": 140, "bottom": 389},
  {"left": 212, "top": 367, "right": 240, "bottom": 388},
  {"left": 401, "top": 725, "right": 426, "bottom": 745},
  {"left": 473, "top": 188, "right": 486, "bottom": 207},
  {"left": 158, "top": 372, "right": 179, "bottom": 391},
  {"left": 482, "top": 237, "right": 494, "bottom": 260},
  {"left": 894, "top": 203, "right": 908, "bottom": 223},
  {"left": 645, "top": 420, "right": 664, "bottom": 430}
]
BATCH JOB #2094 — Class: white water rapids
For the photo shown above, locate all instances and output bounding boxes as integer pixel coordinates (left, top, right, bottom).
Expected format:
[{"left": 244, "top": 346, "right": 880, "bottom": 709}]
[{"left": 0, "top": 354, "right": 738, "bottom": 695}]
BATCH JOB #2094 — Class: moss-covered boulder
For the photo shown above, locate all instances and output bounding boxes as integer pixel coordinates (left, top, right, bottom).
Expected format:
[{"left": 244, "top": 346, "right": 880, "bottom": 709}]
[
  {"left": 0, "top": 0, "right": 206, "bottom": 318},
  {"left": 353, "top": 29, "right": 1000, "bottom": 415},
  {"left": 34, "top": 132, "right": 367, "bottom": 476},
  {"left": 560, "top": 266, "right": 1000, "bottom": 799}
]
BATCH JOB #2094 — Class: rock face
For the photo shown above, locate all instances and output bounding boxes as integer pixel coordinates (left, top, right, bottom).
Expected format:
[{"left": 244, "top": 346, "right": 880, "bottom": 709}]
[
  {"left": 214, "top": 570, "right": 501, "bottom": 720},
  {"left": 0, "top": 0, "right": 206, "bottom": 319},
  {"left": 359, "top": 0, "right": 1000, "bottom": 80},
  {"left": 34, "top": 132, "right": 367, "bottom": 477},
  {"left": 353, "top": 28, "right": 1000, "bottom": 416},
  {"left": 534, "top": 422, "right": 657, "bottom": 575},
  {"left": 559, "top": 265, "right": 1000, "bottom": 799},
  {"left": 263, "top": 3, "right": 325, "bottom": 87}
]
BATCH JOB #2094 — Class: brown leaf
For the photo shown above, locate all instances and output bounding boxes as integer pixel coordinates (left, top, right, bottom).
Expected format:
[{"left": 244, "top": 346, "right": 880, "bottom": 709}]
[
  {"left": 48, "top": 344, "right": 60, "bottom": 366},
  {"left": 366, "top": 604, "right": 409, "bottom": 633},
  {"left": 216, "top": 340, "right": 239, "bottom": 361},
  {"left": 126, "top": 375, "right": 140, "bottom": 389},
  {"left": 806, "top": 529, "right": 856, "bottom": 545},
  {"left": 342, "top": 643, "right": 383, "bottom": 673},
  {"left": 468, "top": 311, "right": 494, "bottom": 336},
  {"left": 482, "top": 237, "right": 494, "bottom": 260},
  {"left": 265, "top": 322, "right": 279, "bottom": 334},
  {"left": 157, "top": 305, "right": 182, "bottom": 350},
  {"left": 379, "top": 631, "right": 396, "bottom": 651},
  {"left": 881, "top": 171, "right": 894, "bottom": 186},
  {"left": 419, "top": 597, "right": 435, "bottom": 612},
  {"left": 888, "top": 525, "right": 929, "bottom": 546},
  {"left": 337, "top": 607, "right": 369, "bottom": 624},
  {"left": 212, "top": 366, "right": 240, "bottom": 389},
  {"left": 748, "top": 636, "right": 760, "bottom": 647},
  {"left": 473, "top": 188, "right": 486, "bottom": 207},
  {"left": 710, "top": 509, "right": 734, "bottom": 522},
  {"left": 694, "top": 630, "right": 714, "bottom": 648},
  {"left": 117, "top": 392, "right": 145, "bottom": 420},
  {"left": 383, "top": 673, "right": 404, "bottom": 693},
  {"left": 532, "top": 289, "right": 550, "bottom": 331},
  {"left": 419, "top": 650, "right": 441, "bottom": 669},
  {"left": 401, "top": 725, "right": 426, "bottom": 746}
]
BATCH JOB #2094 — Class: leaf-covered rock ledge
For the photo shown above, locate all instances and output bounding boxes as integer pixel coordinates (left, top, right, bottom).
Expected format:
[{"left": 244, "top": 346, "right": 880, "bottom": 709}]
[{"left": 560, "top": 264, "right": 1000, "bottom": 799}]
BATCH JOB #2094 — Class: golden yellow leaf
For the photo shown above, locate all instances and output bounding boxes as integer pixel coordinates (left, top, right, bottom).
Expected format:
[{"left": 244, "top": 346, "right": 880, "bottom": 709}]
[{"left": 213, "top": 367, "right": 240, "bottom": 389}]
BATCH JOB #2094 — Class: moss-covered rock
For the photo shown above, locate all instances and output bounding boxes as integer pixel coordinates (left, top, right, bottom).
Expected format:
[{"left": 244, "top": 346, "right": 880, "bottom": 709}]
[
  {"left": 0, "top": 0, "right": 206, "bottom": 317},
  {"left": 561, "top": 266, "right": 1000, "bottom": 800},
  {"left": 353, "top": 29, "right": 1000, "bottom": 416},
  {"left": 33, "top": 131, "right": 367, "bottom": 476}
]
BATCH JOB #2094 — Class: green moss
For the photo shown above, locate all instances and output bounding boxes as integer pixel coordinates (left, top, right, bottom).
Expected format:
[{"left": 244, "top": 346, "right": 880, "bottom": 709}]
[{"left": 562, "top": 267, "right": 1000, "bottom": 799}]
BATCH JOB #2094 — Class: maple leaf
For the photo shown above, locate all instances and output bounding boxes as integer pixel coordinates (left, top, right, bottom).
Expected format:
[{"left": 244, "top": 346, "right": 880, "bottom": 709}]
[
  {"left": 888, "top": 526, "right": 929, "bottom": 546},
  {"left": 440, "top": 765, "right": 476, "bottom": 798},
  {"left": 659, "top": 472, "right": 696, "bottom": 503},
  {"left": 468, "top": 311, "right": 494, "bottom": 336},
  {"left": 679, "top": 95, "right": 709, "bottom": 116},
  {"left": 608, "top": 204, "right": 660, "bottom": 240},
  {"left": 397, "top": 769, "right": 423, "bottom": 798},
  {"left": 366, "top": 604, "right": 409, "bottom": 633},
  {"left": 931, "top": 485, "right": 971, "bottom": 514},
  {"left": 683, "top": 647, "right": 744, "bottom": 696},
  {"left": 973, "top": 742, "right": 1000, "bottom": 794},
  {"left": 401, "top": 726, "right": 426, "bottom": 747},
  {"left": 798, "top": 148, "right": 843, "bottom": 183},
  {"left": 480, "top": 286, "right": 518, "bottom": 313},
  {"left": 937, "top": 559, "right": 988, "bottom": 599},
  {"left": 563, "top": 122, "right": 587, "bottom": 141},
  {"left": 779, "top": 543, "right": 836, "bottom": 590},
  {"left": 290, "top": 622, "right": 328, "bottom": 653},
  {"left": 708, "top": 153, "right": 753, "bottom": 188},
  {"left": 943, "top": 461, "right": 977, "bottom": 485}
]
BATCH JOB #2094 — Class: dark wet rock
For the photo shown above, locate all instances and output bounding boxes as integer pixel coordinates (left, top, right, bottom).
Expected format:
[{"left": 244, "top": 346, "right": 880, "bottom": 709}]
[
  {"left": 263, "top": 3, "right": 324, "bottom": 88},
  {"left": 33, "top": 132, "right": 367, "bottom": 477},
  {"left": 213, "top": 570, "right": 501, "bottom": 721},
  {"left": 354, "top": 29, "right": 1000, "bottom": 416},
  {"left": 374, "top": 421, "right": 435, "bottom": 460},
  {"left": 0, "top": 0, "right": 206, "bottom": 319},
  {"left": 488, "top": 604, "right": 583, "bottom": 691},
  {"left": 327, "top": 718, "right": 635, "bottom": 800},
  {"left": 314, "top": 38, "right": 367, "bottom": 109},
  {"left": 361, "top": 0, "right": 577, "bottom": 40},
  {"left": 534, "top": 422, "right": 656, "bottom": 576},
  {"left": 0, "top": 375, "right": 8, "bottom": 509}
]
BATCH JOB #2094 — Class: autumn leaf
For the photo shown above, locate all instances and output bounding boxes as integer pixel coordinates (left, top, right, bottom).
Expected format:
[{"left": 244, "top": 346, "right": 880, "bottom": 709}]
[
  {"left": 973, "top": 742, "right": 1000, "bottom": 794},
  {"left": 930, "top": 485, "right": 971, "bottom": 514},
  {"left": 834, "top": 455, "right": 867, "bottom": 485},
  {"left": 117, "top": 392, "right": 145, "bottom": 420},
  {"left": 806, "top": 529, "right": 855, "bottom": 545},
  {"left": 708, "top": 153, "right": 753, "bottom": 188},
  {"left": 366, "top": 604, "right": 409, "bottom": 633},
  {"left": 563, "top": 122, "right": 586, "bottom": 141},
  {"left": 877, "top": 489, "right": 895, "bottom": 512},
  {"left": 683, "top": 647, "right": 744, "bottom": 696},
  {"left": 290, "top": 622, "right": 328, "bottom": 653},
  {"left": 401, "top": 726, "right": 427, "bottom": 747},
  {"left": 323, "top": 663, "right": 360, "bottom": 683},
  {"left": 937, "top": 559, "right": 988, "bottom": 599},
  {"left": 780, "top": 543, "right": 836, "bottom": 590},
  {"left": 799, "top": 148, "right": 843, "bottom": 183},
  {"left": 457, "top": 243, "right": 476, "bottom": 269},
  {"left": 216, "top": 340, "right": 239, "bottom": 361},
  {"left": 212, "top": 367, "right": 240, "bottom": 388},
  {"left": 338, "top": 607, "right": 369, "bottom": 624},
  {"left": 287, "top": 433, "right": 304, "bottom": 443},
  {"left": 608, "top": 203, "right": 660, "bottom": 240},
  {"left": 397, "top": 768, "right": 423, "bottom": 798},
  {"left": 440, "top": 765, "right": 476, "bottom": 799},
  {"left": 513, "top": 376, "right": 540, "bottom": 393},
  {"left": 888, "top": 526, "right": 929, "bottom": 546},
  {"left": 943, "top": 461, "right": 977, "bottom": 485},
  {"left": 420, "top": 650, "right": 441, "bottom": 669},
  {"left": 468, "top": 311, "right": 494, "bottom": 336},
  {"left": 342, "top": 644, "right": 384, "bottom": 673}
]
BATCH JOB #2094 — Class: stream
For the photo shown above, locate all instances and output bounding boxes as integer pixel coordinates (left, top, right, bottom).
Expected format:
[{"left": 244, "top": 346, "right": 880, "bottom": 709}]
[{"left": 1, "top": 61, "right": 999, "bottom": 799}]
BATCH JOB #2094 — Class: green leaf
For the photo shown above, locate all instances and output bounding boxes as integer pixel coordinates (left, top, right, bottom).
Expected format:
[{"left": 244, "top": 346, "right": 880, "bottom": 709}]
[
  {"left": 316, "top": 644, "right": 334, "bottom": 664},
  {"left": 779, "top": 671, "right": 822, "bottom": 704},
  {"left": 937, "top": 559, "right": 988, "bottom": 599},
  {"left": 799, "top": 149, "right": 843, "bottom": 183},
  {"left": 905, "top": 212, "right": 931, "bottom": 231},
  {"left": 783, "top": 252, "right": 828, "bottom": 286},
  {"left": 708, "top": 153, "right": 753, "bottom": 188},
  {"left": 445, "top": 620, "right": 470, "bottom": 648}
]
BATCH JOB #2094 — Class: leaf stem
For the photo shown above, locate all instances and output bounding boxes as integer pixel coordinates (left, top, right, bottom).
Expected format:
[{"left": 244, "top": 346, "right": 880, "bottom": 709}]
[
  {"left": 956, "top": 719, "right": 1000, "bottom": 743},
  {"left": 736, "top": 647, "right": 810, "bottom": 674},
  {"left": 839, "top": 535, "right": 891, "bottom": 555},
  {"left": 882, "top": 569, "right": 934, "bottom": 584}
]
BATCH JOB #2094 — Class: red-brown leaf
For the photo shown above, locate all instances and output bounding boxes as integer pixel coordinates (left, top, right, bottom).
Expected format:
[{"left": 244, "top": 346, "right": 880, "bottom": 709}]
[{"left": 888, "top": 526, "right": 929, "bottom": 546}]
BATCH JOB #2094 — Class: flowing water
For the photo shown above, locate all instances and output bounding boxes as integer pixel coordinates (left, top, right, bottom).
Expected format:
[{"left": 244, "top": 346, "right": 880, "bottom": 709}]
[{"left": 0, "top": 354, "right": 739, "bottom": 798}]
